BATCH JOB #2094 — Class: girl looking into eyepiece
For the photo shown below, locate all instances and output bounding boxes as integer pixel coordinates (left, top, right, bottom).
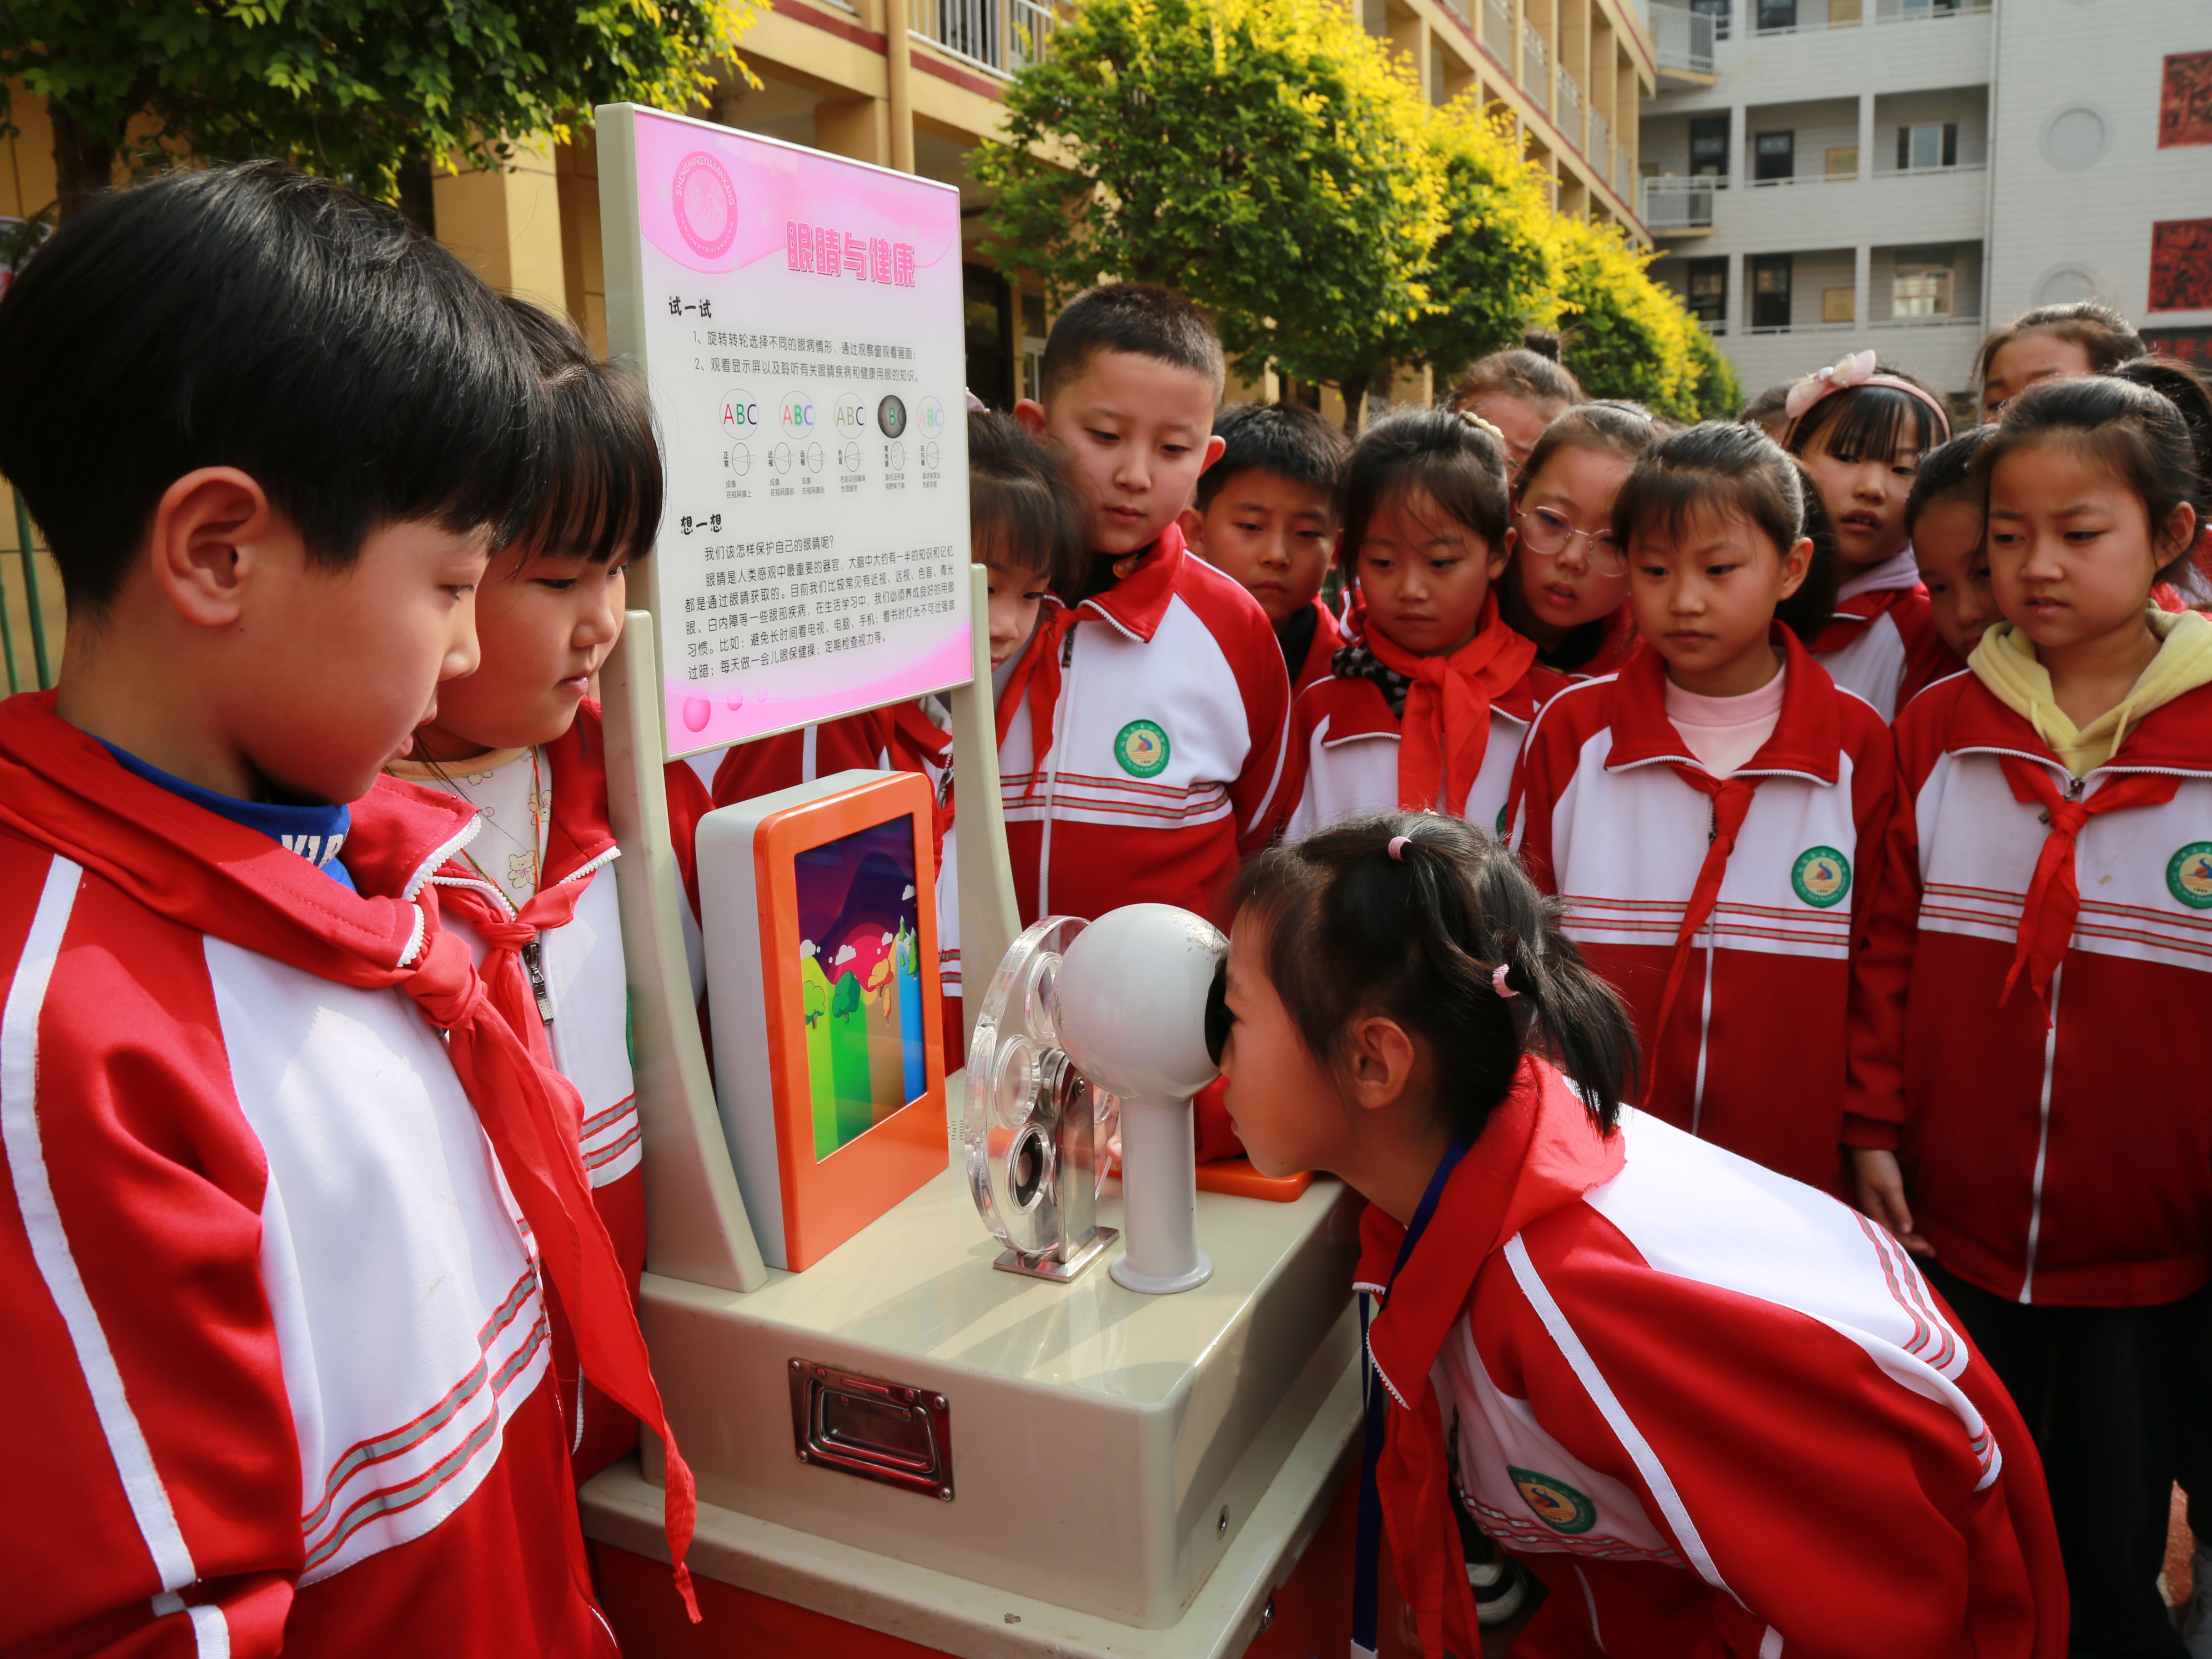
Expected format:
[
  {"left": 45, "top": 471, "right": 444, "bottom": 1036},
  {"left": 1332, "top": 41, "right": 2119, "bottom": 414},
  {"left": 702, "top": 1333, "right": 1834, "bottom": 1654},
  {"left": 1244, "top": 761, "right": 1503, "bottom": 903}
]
[{"left": 1217, "top": 812, "right": 2062, "bottom": 1659}]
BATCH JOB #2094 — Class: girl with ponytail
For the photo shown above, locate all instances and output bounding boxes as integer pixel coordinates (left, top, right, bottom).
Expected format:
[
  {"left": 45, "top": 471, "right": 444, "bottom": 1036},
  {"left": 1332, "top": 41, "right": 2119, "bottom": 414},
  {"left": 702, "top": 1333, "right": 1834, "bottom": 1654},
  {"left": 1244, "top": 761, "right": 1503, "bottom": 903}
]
[{"left": 1217, "top": 811, "right": 2063, "bottom": 1659}]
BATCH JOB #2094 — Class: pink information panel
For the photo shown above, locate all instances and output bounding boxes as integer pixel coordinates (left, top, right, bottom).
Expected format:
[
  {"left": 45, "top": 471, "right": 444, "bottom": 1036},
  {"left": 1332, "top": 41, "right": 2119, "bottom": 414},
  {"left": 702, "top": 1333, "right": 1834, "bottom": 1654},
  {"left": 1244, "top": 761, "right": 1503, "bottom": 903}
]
[{"left": 596, "top": 104, "right": 972, "bottom": 760}]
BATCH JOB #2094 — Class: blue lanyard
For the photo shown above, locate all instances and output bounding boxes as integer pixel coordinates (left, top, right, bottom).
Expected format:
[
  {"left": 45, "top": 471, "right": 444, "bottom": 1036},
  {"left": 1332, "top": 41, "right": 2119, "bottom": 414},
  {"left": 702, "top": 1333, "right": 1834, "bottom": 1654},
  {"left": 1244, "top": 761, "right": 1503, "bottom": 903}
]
[{"left": 1352, "top": 1139, "right": 1469, "bottom": 1659}]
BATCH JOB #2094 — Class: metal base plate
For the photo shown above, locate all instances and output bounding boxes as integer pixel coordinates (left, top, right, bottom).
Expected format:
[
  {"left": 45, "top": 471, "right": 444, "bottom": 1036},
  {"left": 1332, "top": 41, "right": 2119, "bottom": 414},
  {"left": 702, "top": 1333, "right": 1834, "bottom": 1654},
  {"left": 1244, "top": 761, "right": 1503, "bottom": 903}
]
[{"left": 993, "top": 1227, "right": 1118, "bottom": 1283}]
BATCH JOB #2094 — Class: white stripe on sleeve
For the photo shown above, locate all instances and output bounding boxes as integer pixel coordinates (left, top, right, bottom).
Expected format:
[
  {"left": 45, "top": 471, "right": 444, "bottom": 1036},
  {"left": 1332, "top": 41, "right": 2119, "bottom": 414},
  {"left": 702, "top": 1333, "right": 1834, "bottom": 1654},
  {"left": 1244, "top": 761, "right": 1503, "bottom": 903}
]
[
  {"left": 3, "top": 856, "right": 199, "bottom": 1593},
  {"left": 1504, "top": 1233, "right": 1737, "bottom": 1602}
]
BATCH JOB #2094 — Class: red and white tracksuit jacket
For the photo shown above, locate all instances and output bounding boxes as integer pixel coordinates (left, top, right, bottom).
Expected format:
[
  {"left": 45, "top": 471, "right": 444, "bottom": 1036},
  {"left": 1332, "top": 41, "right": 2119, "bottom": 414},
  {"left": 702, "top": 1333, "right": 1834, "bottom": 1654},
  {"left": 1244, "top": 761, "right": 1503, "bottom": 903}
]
[
  {"left": 357, "top": 703, "right": 712, "bottom": 1482},
  {"left": 1510, "top": 632, "right": 1895, "bottom": 1190},
  {"left": 999, "top": 525, "right": 1291, "bottom": 925},
  {"left": 0, "top": 694, "right": 697, "bottom": 1657},
  {"left": 1812, "top": 549, "right": 1962, "bottom": 721},
  {"left": 1282, "top": 646, "right": 1562, "bottom": 843},
  {"left": 1846, "top": 673, "right": 2212, "bottom": 1307},
  {"left": 1367, "top": 1057, "right": 2065, "bottom": 1659}
]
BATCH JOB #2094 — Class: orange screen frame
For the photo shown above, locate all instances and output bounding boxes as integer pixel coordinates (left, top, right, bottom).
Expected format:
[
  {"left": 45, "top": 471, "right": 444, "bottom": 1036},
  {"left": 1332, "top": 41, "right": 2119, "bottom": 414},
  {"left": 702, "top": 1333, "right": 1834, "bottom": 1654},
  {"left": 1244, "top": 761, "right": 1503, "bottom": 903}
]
[{"left": 753, "top": 771, "right": 948, "bottom": 1270}]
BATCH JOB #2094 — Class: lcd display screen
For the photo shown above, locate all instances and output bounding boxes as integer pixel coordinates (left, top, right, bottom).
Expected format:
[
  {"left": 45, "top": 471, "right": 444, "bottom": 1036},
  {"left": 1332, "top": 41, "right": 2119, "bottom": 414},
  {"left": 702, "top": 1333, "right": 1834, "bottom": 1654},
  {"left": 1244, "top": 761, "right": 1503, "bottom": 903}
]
[{"left": 794, "top": 818, "right": 927, "bottom": 1160}]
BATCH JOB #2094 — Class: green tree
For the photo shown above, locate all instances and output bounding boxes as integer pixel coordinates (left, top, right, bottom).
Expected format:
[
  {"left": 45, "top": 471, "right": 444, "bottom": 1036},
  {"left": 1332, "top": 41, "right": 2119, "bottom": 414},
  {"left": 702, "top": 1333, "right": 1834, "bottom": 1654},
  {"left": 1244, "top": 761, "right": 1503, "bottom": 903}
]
[
  {"left": 1550, "top": 213, "right": 1732, "bottom": 422},
  {"left": 1394, "top": 99, "right": 1561, "bottom": 391},
  {"left": 2, "top": 0, "right": 757, "bottom": 215},
  {"left": 975, "top": 0, "right": 1445, "bottom": 425}
]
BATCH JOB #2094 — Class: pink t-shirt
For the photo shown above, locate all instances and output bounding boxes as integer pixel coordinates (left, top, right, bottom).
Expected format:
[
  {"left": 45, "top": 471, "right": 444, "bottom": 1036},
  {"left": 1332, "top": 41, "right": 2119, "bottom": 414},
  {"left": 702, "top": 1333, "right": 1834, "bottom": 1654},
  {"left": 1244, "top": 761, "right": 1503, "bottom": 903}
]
[{"left": 1663, "top": 665, "right": 1787, "bottom": 779}]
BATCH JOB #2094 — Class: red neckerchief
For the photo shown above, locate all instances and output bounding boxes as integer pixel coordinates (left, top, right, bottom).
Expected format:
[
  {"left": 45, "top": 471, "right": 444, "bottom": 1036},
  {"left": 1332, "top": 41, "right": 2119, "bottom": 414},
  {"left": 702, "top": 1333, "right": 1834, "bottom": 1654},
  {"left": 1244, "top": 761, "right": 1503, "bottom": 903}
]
[
  {"left": 0, "top": 692, "right": 701, "bottom": 1619},
  {"left": 1602, "top": 632, "right": 1843, "bottom": 1092},
  {"left": 364, "top": 711, "right": 623, "bottom": 1074},
  {"left": 1998, "top": 758, "right": 2181, "bottom": 1017},
  {"left": 1357, "top": 1059, "right": 1626, "bottom": 1659},
  {"left": 1000, "top": 527, "right": 1190, "bottom": 801},
  {"left": 1361, "top": 597, "right": 1539, "bottom": 818}
]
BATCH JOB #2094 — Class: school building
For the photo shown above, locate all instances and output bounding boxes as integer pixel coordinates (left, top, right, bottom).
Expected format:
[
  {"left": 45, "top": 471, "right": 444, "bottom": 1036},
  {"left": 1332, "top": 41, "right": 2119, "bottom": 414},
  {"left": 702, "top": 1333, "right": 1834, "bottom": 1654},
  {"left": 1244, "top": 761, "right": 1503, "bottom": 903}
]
[{"left": 1635, "top": 0, "right": 2212, "bottom": 402}]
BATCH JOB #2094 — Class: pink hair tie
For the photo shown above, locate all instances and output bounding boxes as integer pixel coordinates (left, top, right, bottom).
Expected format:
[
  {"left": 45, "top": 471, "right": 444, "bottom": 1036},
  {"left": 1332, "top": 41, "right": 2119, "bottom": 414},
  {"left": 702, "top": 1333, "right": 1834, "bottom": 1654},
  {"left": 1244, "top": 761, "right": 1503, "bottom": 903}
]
[
  {"left": 1492, "top": 962, "right": 1518, "bottom": 999},
  {"left": 1387, "top": 835, "right": 1412, "bottom": 861}
]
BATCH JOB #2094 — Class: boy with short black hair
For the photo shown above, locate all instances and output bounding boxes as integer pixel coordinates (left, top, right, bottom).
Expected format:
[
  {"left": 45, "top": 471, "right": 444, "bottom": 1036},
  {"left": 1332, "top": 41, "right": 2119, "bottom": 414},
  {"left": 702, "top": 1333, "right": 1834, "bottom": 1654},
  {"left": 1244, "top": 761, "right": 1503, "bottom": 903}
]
[
  {"left": 0, "top": 163, "right": 691, "bottom": 1654},
  {"left": 1181, "top": 402, "right": 1350, "bottom": 694},
  {"left": 1010, "top": 283, "right": 1290, "bottom": 923}
]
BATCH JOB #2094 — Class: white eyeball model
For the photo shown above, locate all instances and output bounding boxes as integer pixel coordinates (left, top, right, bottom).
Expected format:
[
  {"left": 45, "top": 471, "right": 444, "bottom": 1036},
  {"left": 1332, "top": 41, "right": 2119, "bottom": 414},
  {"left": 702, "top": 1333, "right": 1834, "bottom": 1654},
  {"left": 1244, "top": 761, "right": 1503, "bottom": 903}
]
[{"left": 1051, "top": 904, "right": 1227, "bottom": 1294}]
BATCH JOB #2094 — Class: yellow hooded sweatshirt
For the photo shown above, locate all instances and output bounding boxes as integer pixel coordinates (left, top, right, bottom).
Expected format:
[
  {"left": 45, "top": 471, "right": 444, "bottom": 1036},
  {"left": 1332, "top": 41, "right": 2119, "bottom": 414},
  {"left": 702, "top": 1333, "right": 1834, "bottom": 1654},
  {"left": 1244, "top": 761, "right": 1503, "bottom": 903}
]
[{"left": 1968, "top": 605, "right": 2212, "bottom": 778}]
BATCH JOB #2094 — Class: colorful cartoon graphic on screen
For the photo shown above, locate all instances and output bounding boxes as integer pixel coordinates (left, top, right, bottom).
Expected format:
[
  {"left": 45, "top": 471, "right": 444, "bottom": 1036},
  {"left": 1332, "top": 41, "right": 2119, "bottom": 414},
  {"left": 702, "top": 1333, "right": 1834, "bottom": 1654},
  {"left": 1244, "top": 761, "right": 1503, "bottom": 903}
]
[{"left": 795, "top": 819, "right": 926, "bottom": 1160}]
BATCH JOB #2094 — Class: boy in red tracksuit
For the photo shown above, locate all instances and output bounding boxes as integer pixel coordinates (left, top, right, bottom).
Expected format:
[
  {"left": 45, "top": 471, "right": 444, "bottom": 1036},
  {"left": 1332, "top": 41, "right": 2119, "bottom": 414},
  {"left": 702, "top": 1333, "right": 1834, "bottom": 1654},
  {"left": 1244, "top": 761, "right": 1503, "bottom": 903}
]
[
  {"left": 1179, "top": 400, "right": 1350, "bottom": 695},
  {"left": 0, "top": 166, "right": 693, "bottom": 1655},
  {"left": 1513, "top": 422, "right": 1894, "bottom": 1192},
  {"left": 1008, "top": 284, "right": 1291, "bottom": 923}
]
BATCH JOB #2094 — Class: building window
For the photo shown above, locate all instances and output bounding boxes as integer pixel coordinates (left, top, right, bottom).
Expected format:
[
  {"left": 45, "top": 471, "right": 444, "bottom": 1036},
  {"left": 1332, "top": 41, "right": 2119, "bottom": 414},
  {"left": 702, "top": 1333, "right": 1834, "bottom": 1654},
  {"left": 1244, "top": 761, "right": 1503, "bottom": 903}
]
[
  {"left": 1896, "top": 122, "right": 1959, "bottom": 171},
  {"left": 1891, "top": 246, "right": 1956, "bottom": 317},
  {"left": 1755, "top": 0, "right": 1797, "bottom": 30},
  {"left": 1686, "top": 258, "right": 1728, "bottom": 327},
  {"left": 1690, "top": 0, "right": 1731, "bottom": 41},
  {"left": 1689, "top": 116, "right": 1729, "bottom": 181},
  {"left": 1753, "top": 131, "right": 1795, "bottom": 182},
  {"left": 1751, "top": 255, "right": 1793, "bottom": 330},
  {"left": 1826, "top": 146, "right": 1859, "bottom": 178}
]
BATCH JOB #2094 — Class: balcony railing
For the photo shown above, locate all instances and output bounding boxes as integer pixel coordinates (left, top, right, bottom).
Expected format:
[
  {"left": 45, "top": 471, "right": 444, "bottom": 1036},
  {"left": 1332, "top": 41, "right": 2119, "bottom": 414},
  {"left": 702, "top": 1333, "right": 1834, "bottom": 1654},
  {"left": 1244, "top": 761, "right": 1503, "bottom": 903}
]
[
  {"left": 910, "top": 0, "right": 1057, "bottom": 75},
  {"left": 1650, "top": 3, "right": 1716, "bottom": 74},
  {"left": 1522, "top": 23, "right": 1549, "bottom": 114},
  {"left": 1483, "top": 0, "right": 1513, "bottom": 63},
  {"left": 1590, "top": 107, "right": 1611, "bottom": 186},
  {"left": 1556, "top": 66, "right": 1583, "bottom": 145},
  {"left": 1641, "top": 176, "right": 1716, "bottom": 229},
  {"left": 1615, "top": 144, "right": 1632, "bottom": 202},
  {"left": 1748, "top": 0, "right": 1986, "bottom": 31},
  {"left": 1871, "top": 158, "right": 1990, "bottom": 178}
]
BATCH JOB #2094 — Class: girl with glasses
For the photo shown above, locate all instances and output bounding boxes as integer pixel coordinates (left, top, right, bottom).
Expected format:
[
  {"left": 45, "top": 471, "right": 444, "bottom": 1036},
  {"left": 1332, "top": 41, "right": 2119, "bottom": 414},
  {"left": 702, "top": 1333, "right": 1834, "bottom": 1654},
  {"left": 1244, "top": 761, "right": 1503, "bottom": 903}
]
[{"left": 1499, "top": 402, "right": 1666, "bottom": 679}]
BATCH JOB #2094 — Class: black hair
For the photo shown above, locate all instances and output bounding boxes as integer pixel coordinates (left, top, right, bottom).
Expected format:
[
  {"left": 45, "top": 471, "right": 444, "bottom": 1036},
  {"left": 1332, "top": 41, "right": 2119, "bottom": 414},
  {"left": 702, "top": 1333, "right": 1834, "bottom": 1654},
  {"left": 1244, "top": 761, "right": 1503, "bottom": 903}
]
[
  {"left": 1784, "top": 361, "right": 1949, "bottom": 465},
  {"left": 1518, "top": 401, "right": 1662, "bottom": 499},
  {"left": 1448, "top": 335, "right": 1584, "bottom": 417},
  {"left": 1905, "top": 425, "right": 1998, "bottom": 536},
  {"left": 1230, "top": 812, "right": 1637, "bottom": 1142},
  {"left": 1195, "top": 402, "right": 1352, "bottom": 513},
  {"left": 1978, "top": 365, "right": 2212, "bottom": 585},
  {"left": 1974, "top": 301, "right": 2145, "bottom": 389},
  {"left": 1338, "top": 409, "right": 1511, "bottom": 574},
  {"left": 1779, "top": 462, "right": 1842, "bottom": 646},
  {"left": 967, "top": 410, "right": 1087, "bottom": 597},
  {"left": 0, "top": 162, "right": 544, "bottom": 616},
  {"left": 1738, "top": 383, "right": 1793, "bottom": 438},
  {"left": 501, "top": 298, "right": 662, "bottom": 568},
  {"left": 1613, "top": 422, "right": 1836, "bottom": 645},
  {"left": 1038, "top": 282, "right": 1225, "bottom": 404}
]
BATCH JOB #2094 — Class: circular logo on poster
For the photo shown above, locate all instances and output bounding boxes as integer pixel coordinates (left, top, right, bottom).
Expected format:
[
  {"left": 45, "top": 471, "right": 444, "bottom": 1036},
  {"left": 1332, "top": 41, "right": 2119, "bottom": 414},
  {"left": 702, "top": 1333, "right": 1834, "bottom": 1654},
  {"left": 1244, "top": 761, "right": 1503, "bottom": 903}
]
[
  {"left": 2168, "top": 842, "right": 2212, "bottom": 910},
  {"left": 920, "top": 395, "right": 947, "bottom": 437},
  {"left": 1114, "top": 719, "right": 1170, "bottom": 779},
  {"left": 671, "top": 151, "right": 738, "bottom": 260},
  {"left": 878, "top": 394, "right": 910, "bottom": 439},
  {"left": 1508, "top": 1466, "right": 1597, "bottom": 1535},
  {"left": 779, "top": 390, "right": 816, "bottom": 434},
  {"left": 835, "top": 393, "right": 870, "bottom": 434},
  {"left": 1791, "top": 846, "right": 1851, "bottom": 909},
  {"left": 719, "top": 387, "right": 761, "bottom": 433}
]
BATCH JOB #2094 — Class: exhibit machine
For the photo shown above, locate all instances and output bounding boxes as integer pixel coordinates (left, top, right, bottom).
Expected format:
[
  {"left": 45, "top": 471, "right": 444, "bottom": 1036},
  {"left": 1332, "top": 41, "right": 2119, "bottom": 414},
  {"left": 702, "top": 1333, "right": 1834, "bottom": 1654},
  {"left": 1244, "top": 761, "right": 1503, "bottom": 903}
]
[{"left": 582, "top": 105, "right": 1362, "bottom": 1658}]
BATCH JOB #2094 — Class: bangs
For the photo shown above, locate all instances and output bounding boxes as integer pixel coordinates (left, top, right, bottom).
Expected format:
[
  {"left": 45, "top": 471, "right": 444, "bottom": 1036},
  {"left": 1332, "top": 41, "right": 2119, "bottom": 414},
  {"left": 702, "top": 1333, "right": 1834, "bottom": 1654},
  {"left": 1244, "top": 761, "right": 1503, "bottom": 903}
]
[
  {"left": 1790, "top": 384, "right": 1942, "bottom": 464},
  {"left": 1613, "top": 458, "right": 1802, "bottom": 556},
  {"left": 510, "top": 360, "right": 663, "bottom": 565}
]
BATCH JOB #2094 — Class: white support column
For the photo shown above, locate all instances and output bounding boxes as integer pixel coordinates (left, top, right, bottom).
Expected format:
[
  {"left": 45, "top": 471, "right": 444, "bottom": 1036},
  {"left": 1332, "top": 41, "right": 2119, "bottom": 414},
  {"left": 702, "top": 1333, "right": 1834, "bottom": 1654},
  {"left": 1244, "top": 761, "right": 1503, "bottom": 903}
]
[
  {"left": 1856, "top": 90, "right": 1875, "bottom": 180},
  {"left": 1727, "top": 101, "right": 1747, "bottom": 189},
  {"left": 1853, "top": 243, "right": 1871, "bottom": 335}
]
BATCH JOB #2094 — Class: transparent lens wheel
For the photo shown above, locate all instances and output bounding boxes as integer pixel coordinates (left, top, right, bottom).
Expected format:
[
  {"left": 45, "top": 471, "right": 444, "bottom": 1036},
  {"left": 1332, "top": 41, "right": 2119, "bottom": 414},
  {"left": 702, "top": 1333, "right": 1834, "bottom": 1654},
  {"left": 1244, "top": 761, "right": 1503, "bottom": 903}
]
[{"left": 964, "top": 916, "right": 1086, "bottom": 1257}]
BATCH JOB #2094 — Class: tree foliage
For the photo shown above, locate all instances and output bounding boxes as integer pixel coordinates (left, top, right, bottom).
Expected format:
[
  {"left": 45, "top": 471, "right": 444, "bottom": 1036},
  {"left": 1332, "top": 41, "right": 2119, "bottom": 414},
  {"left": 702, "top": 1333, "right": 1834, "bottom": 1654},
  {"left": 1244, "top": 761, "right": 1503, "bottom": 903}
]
[
  {"left": 977, "top": 0, "right": 1734, "bottom": 422},
  {"left": 1, "top": 0, "right": 757, "bottom": 210},
  {"left": 974, "top": 0, "right": 1444, "bottom": 418}
]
